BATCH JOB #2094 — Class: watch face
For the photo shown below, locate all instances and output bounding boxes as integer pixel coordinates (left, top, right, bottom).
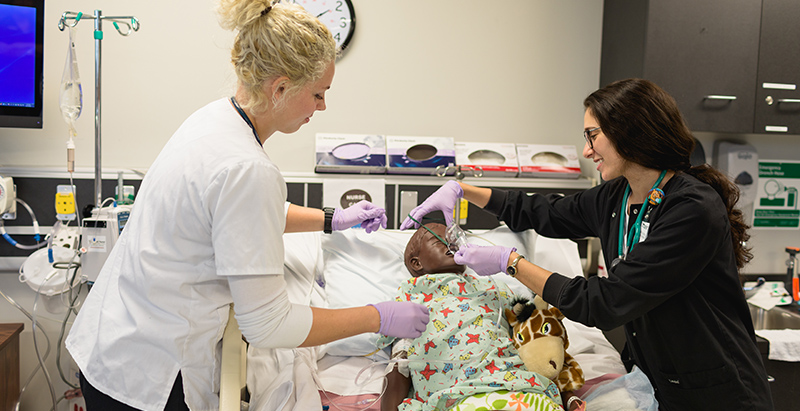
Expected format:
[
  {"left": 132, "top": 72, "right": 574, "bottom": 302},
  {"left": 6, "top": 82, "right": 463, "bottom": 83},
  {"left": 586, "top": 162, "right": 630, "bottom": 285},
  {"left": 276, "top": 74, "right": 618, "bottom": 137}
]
[
  {"left": 506, "top": 266, "right": 517, "bottom": 276},
  {"left": 290, "top": 0, "right": 356, "bottom": 53}
]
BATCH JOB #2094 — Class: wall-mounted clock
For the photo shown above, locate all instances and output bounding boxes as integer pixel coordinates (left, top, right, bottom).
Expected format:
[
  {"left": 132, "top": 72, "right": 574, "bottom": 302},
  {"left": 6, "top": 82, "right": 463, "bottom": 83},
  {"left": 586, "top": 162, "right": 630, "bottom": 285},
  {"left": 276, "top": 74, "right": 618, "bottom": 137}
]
[{"left": 291, "top": 0, "right": 356, "bottom": 55}]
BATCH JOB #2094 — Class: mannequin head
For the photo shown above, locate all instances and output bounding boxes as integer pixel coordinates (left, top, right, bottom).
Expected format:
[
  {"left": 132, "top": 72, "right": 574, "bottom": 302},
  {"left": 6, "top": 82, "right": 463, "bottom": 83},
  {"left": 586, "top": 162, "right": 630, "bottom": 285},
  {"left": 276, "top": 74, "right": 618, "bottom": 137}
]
[{"left": 404, "top": 223, "right": 466, "bottom": 277}]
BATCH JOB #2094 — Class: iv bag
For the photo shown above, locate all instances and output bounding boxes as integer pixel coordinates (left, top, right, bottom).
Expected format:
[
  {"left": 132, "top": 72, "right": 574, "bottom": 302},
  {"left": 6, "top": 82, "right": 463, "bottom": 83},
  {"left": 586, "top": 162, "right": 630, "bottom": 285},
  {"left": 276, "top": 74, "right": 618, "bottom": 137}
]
[{"left": 59, "top": 26, "right": 82, "bottom": 134}]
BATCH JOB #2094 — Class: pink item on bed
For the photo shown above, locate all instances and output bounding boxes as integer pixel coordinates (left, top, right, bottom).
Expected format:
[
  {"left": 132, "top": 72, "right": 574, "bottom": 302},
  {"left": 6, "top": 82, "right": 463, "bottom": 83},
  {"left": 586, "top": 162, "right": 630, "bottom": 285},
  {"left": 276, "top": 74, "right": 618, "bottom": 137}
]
[
  {"left": 574, "top": 374, "right": 623, "bottom": 398},
  {"left": 319, "top": 391, "right": 381, "bottom": 410}
]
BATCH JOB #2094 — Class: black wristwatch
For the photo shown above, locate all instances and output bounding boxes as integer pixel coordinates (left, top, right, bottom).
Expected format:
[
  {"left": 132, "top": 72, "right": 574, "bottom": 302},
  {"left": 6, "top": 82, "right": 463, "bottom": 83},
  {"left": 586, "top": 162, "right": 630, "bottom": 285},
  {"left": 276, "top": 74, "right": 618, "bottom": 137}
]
[
  {"left": 506, "top": 255, "right": 525, "bottom": 277},
  {"left": 323, "top": 207, "right": 335, "bottom": 234}
]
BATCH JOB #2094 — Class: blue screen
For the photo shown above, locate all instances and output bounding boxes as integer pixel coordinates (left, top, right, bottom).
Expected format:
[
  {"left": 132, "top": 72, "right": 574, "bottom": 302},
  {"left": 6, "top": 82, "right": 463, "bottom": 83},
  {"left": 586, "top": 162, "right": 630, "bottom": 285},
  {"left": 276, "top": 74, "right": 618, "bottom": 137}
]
[{"left": 0, "top": 4, "right": 37, "bottom": 108}]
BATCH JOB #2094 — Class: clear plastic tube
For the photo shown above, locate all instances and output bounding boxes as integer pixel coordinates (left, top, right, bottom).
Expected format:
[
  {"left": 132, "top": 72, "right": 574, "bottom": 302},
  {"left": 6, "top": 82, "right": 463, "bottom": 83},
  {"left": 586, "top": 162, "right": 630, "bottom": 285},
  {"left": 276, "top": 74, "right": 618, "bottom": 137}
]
[{"left": 0, "top": 199, "right": 46, "bottom": 250}]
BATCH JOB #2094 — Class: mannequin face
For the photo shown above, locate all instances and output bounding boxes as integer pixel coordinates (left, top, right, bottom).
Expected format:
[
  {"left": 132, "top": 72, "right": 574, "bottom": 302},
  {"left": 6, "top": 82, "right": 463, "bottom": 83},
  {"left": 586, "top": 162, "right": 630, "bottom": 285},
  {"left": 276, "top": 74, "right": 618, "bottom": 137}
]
[{"left": 406, "top": 223, "right": 466, "bottom": 277}]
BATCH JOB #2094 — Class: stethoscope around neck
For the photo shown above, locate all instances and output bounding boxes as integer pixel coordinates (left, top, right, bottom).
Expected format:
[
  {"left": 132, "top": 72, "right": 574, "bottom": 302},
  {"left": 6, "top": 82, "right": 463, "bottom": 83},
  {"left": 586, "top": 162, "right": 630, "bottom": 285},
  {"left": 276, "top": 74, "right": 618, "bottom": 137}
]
[{"left": 610, "top": 170, "right": 667, "bottom": 271}]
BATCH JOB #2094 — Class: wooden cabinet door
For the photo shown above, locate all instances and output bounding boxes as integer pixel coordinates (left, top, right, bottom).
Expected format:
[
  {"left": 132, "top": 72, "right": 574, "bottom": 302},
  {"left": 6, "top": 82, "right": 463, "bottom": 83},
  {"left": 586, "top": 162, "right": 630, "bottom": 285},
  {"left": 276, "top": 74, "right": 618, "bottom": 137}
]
[
  {"left": 642, "top": 0, "right": 762, "bottom": 134},
  {"left": 754, "top": 0, "right": 800, "bottom": 135}
]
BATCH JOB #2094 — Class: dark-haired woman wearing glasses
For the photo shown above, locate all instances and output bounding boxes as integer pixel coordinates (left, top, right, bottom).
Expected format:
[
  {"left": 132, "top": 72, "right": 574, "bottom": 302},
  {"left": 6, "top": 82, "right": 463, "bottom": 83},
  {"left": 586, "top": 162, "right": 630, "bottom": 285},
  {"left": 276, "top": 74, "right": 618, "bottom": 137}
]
[{"left": 401, "top": 78, "right": 773, "bottom": 410}]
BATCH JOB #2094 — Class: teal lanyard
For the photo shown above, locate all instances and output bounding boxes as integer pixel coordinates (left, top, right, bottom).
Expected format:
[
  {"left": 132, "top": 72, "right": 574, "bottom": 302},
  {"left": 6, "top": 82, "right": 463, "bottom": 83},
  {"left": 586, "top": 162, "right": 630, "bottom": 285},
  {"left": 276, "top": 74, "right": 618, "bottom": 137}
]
[{"left": 617, "top": 170, "right": 666, "bottom": 260}]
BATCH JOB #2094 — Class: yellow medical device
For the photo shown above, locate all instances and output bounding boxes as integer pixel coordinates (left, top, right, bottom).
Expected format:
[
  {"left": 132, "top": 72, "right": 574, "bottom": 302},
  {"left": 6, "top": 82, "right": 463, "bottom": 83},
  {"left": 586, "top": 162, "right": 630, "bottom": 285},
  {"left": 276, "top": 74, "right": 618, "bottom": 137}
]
[{"left": 56, "top": 185, "right": 77, "bottom": 221}]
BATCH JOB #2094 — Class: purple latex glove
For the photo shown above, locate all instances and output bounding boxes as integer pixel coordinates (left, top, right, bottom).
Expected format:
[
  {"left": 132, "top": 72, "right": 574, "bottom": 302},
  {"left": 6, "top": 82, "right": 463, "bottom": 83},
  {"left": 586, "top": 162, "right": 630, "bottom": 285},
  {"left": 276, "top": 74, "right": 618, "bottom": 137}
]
[
  {"left": 332, "top": 200, "right": 388, "bottom": 233},
  {"left": 399, "top": 180, "right": 463, "bottom": 230},
  {"left": 368, "top": 301, "right": 430, "bottom": 338},
  {"left": 454, "top": 244, "right": 516, "bottom": 276}
]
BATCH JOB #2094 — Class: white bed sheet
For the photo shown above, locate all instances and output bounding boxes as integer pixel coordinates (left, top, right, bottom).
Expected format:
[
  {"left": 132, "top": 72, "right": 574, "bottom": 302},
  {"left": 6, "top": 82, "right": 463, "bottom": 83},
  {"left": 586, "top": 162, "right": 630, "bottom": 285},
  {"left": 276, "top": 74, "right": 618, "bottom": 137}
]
[{"left": 246, "top": 228, "right": 626, "bottom": 410}]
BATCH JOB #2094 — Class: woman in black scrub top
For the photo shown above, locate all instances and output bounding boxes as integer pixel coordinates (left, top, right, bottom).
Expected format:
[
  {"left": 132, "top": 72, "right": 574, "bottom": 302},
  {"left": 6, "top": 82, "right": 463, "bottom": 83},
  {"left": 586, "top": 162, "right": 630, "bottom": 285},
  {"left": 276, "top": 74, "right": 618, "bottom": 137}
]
[{"left": 402, "top": 78, "right": 773, "bottom": 410}]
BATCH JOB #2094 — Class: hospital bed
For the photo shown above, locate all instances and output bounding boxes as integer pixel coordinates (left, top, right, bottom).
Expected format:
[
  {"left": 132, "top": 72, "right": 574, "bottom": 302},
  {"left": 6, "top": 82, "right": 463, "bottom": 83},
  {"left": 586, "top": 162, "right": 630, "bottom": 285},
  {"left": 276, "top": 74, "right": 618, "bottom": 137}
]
[{"left": 219, "top": 227, "right": 650, "bottom": 411}]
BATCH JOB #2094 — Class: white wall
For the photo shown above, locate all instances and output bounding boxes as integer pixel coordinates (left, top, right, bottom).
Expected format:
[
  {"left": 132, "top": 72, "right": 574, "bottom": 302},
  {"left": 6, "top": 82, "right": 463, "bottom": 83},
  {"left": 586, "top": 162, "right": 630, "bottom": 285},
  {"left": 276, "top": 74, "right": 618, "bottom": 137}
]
[
  {"left": 0, "top": 0, "right": 604, "bottom": 175},
  {"left": 0, "top": 2, "right": 604, "bottom": 410}
]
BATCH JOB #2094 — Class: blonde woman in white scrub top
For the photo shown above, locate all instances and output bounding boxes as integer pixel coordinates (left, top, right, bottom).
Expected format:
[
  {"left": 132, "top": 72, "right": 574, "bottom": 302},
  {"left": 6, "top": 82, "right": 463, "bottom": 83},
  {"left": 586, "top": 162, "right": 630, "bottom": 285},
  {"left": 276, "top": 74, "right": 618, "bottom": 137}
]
[{"left": 65, "top": 2, "right": 430, "bottom": 410}]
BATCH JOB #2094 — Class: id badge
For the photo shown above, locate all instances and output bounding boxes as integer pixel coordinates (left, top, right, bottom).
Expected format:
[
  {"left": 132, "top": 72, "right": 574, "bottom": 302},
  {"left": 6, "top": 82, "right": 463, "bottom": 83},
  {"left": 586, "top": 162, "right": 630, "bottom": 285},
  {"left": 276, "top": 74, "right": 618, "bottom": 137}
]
[{"left": 640, "top": 221, "right": 650, "bottom": 242}]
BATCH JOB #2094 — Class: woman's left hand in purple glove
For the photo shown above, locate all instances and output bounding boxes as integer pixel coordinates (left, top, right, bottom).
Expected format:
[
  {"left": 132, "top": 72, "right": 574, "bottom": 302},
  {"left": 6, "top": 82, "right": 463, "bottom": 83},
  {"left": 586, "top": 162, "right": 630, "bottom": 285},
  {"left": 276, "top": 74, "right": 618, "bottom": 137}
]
[
  {"left": 453, "top": 244, "right": 516, "bottom": 276},
  {"left": 332, "top": 200, "right": 388, "bottom": 233}
]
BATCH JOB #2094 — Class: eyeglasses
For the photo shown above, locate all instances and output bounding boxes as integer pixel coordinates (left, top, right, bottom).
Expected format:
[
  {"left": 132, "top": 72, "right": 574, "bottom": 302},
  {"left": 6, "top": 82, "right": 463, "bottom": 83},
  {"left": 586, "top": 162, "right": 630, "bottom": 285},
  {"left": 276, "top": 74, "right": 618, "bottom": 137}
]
[{"left": 583, "top": 127, "right": 601, "bottom": 149}]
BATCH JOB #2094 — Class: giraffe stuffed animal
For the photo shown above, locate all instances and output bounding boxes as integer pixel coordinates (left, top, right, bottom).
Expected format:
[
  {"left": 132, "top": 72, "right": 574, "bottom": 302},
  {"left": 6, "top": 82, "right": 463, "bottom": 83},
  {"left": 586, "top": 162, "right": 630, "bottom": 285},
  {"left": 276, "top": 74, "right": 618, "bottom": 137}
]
[{"left": 506, "top": 295, "right": 585, "bottom": 409}]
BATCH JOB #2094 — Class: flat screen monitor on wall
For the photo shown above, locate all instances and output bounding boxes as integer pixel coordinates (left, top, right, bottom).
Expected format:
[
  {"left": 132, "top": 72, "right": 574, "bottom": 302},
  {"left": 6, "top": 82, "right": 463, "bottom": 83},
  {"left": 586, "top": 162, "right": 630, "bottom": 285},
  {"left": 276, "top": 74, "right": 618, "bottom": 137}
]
[{"left": 0, "top": 0, "right": 44, "bottom": 129}]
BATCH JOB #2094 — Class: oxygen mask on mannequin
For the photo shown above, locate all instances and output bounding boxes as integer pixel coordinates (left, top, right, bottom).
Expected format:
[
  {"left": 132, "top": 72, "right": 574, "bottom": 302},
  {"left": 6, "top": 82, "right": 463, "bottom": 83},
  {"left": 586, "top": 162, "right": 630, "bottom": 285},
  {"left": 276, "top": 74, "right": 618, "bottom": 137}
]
[{"left": 445, "top": 222, "right": 468, "bottom": 253}]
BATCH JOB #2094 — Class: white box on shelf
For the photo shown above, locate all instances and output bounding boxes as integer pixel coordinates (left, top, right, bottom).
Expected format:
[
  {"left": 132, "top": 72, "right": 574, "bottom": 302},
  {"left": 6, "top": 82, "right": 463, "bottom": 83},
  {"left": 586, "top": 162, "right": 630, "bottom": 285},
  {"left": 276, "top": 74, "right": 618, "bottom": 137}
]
[
  {"left": 315, "top": 133, "right": 386, "bottom": 174},
  {"left": 455, "top": 142, "right": 519, "bottom": 177},
  {"left": 386, "top": 136, "right": 456, "bottom": 175},
  {"left": 516, "top": 144, "right": 581, "bottom": 179}
]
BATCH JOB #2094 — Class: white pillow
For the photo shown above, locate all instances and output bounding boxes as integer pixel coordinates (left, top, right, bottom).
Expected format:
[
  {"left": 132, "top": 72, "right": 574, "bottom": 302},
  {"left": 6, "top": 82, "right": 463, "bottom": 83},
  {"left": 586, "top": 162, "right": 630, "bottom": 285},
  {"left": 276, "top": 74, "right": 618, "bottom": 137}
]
[
  {"left": 321, "top": 229, "right": 414, "bottom": 357},
  {"left": 282, "top": 231, "right": 324, "bottom": 305}
]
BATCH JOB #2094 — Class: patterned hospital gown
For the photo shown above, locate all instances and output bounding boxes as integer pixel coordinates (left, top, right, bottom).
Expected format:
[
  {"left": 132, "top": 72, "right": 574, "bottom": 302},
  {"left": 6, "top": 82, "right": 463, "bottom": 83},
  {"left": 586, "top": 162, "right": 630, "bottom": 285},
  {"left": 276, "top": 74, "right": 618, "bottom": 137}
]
[{"left": 377, "top": 273, "right": 563, "bottom": 411}]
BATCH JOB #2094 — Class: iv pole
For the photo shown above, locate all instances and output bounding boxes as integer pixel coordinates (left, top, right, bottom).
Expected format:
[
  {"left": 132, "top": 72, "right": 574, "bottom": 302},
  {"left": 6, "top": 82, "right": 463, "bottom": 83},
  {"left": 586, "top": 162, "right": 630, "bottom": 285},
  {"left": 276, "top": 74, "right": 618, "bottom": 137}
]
[{"left": 58, "top": 11, "right": 140, "bottom": 208}]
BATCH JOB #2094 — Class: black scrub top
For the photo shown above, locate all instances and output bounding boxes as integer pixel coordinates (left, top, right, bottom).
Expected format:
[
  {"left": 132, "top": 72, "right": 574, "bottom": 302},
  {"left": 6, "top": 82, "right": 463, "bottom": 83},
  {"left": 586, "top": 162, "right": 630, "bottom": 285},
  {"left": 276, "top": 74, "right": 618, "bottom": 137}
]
[{"left": 484, "top": 173, "right": 773, "bottom": 411}]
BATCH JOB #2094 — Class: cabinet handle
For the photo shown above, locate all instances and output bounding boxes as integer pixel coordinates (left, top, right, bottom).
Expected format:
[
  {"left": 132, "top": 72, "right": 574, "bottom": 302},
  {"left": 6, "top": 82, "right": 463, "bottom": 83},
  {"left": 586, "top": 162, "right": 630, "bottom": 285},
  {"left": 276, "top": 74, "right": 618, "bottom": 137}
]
[
  {"left": 704, "top": 95, "right": 737, "bottom": 100},
  {"left": 777, "top": 98, "right": 800, "bottom": 104}
]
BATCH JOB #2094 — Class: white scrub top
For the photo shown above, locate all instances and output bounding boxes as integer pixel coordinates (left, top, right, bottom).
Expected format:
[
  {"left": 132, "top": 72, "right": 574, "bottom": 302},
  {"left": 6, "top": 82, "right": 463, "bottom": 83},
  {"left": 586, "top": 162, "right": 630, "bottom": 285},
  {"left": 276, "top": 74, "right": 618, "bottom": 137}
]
[{"left": 66, "top": 98, "right": 295, "bottom": 411}]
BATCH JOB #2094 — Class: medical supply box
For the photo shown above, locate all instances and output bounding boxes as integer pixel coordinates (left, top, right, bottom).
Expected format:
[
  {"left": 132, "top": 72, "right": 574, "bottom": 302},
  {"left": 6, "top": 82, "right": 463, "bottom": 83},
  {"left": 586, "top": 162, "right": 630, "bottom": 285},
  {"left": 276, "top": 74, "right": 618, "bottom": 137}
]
[
  {"left": 315, "top": 133, "right": 387, "bottom": 174},
  {"left": 386, "top": 135, "right": 456, "bottom": 175},
  {"left": 516, "top": 144, "right": 581, "bottom": 179},
  {"left": 455, "top": 142, "right": 519, "bottom": 177}
]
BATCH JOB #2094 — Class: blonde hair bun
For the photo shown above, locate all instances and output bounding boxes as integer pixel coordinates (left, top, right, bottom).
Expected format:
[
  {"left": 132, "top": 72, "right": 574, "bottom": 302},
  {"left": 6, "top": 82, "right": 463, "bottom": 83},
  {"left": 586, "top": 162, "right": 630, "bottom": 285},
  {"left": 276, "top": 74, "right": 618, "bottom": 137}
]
[
  {"left": 217, "top": 0, "right": 336, "bottom": 112},
  {"left": 217, "top": 0, "right": 272, "bottom": 32}
]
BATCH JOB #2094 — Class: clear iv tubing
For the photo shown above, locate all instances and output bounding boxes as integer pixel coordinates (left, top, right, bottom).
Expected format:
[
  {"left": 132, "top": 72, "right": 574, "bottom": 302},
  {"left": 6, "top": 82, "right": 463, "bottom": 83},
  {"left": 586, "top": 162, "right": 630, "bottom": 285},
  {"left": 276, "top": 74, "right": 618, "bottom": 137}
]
[
  {"left": 0, "top": 279, "right": 57, "bottom": 411},
  {"left": 0, "top": 198, "right": 46, "bottom": 250},
  {"left": 27, "top": 248, "right": 81, "bottom": 411}
]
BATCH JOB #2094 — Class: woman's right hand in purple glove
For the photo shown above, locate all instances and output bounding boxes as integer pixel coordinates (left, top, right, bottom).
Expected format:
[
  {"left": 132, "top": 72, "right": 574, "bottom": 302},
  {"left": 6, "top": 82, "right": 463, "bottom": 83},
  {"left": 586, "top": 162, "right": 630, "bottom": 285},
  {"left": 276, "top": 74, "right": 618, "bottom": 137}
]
[
  {"left": 368, "top": 301, "right": 430, "bottom": 338},
  {"left": 399, "top": 180, "right": 463, "bottom": 230},
  {"left": 454, "top": 244, "right": 516, "bottom": 276}
]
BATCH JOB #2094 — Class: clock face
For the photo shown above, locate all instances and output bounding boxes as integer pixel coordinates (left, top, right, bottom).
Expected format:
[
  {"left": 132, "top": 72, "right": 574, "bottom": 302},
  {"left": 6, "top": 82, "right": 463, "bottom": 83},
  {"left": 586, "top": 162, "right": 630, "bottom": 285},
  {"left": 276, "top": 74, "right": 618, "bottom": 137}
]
[{"left": 291, "top": 0, "right": 356, "bottom": 54}]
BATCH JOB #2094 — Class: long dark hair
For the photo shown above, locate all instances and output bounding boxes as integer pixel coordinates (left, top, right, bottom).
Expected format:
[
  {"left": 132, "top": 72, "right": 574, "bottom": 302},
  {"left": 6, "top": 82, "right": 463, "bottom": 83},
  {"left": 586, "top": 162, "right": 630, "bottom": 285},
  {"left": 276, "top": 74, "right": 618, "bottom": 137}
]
[{"left": 584, "top": 78, "right": 752, "bottom": 268}]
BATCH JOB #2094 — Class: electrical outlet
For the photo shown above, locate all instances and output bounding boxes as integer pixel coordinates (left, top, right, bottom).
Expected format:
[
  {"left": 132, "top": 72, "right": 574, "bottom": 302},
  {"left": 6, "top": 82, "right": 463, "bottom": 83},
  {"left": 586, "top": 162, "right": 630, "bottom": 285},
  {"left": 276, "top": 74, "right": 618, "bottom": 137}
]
[
  {"left": 66, "top": 363, "right": 86, "bottom": 411},
  {"left": 399, "top": 191, "right": 418, "bottom": 226},
  {"left": 69, "top": 363, "right": 81, "bottom": 386}
]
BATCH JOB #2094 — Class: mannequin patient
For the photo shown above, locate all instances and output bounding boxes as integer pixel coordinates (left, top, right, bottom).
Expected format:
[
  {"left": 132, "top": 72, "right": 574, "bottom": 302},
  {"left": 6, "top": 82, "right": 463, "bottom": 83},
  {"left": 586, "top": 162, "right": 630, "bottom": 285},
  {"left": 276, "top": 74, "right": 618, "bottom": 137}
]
[{"left": 378, "top": 223, "right": 581, "bottom": 411}]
